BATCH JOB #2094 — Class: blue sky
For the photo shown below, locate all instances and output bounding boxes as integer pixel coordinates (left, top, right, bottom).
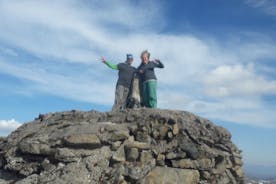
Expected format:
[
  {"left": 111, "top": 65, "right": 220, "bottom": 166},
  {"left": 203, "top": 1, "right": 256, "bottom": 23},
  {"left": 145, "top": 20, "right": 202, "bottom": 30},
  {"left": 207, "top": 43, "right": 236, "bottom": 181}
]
[{"left": 0, "top": 0, "right": 276, "bottom": 175}]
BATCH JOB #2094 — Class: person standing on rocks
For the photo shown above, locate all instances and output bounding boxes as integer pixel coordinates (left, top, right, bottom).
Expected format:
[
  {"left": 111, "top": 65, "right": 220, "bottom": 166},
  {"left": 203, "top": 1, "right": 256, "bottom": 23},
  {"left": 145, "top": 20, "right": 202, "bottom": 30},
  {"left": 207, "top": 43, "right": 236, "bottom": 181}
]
[
  {"left": 101, "top": 54, "right": 136, "bottom": 111},
  {"left": 138, "top": 50, "right": 164, "bottom": 108}
]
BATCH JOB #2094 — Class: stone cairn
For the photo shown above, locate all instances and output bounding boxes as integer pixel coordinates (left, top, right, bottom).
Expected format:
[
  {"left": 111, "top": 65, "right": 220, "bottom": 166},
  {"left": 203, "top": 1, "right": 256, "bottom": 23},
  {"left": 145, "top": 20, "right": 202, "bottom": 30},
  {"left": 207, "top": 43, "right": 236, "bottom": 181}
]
[{"left": 0, "top": 109, "right": 244, "bottom": 184}]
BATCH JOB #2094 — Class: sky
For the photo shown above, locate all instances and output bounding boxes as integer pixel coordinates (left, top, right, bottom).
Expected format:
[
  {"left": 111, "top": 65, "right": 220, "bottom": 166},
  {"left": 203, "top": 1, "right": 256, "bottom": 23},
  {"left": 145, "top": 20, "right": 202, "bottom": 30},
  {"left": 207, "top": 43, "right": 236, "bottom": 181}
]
[{"left": 0, "top": 0, "right": 276, "bottom": 177}]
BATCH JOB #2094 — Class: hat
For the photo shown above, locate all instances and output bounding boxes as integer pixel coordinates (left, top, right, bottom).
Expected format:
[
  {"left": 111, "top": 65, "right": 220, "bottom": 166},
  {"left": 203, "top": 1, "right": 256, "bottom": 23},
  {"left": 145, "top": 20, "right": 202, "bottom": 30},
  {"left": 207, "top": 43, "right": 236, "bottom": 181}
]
[{"left": 126, "top": 54, "right": 133, "bottom": 59}]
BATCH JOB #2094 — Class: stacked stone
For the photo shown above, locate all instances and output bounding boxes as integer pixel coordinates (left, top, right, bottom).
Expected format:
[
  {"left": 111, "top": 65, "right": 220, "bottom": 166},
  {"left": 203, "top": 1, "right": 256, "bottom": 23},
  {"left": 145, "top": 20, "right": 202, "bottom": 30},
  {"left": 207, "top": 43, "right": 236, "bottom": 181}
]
[{"left": 0, "top": 109, "right": 244, "bottom": 184}]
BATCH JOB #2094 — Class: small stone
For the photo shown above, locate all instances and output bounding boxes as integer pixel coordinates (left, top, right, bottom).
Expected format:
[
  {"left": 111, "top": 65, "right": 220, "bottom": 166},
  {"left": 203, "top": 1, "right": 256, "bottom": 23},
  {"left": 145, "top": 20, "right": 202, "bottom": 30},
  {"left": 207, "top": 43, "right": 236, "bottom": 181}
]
[
  {"left": 166, "top": 151, "right": 187, "bottom": 160},
  {"left": 100, "top": 127, "right": 105, "bottom": 133},
  {"left": 126, "top": 148, "right": 139, "bottom": 162},
  {"left": 110, "top": 130, "right": 130, "bottom": 141},
  {"left": 111, "top": 141, "right": 122, "bottom": 151},
  {"left": 128, "top": 136, "right": 135, "bottom": 142},
  {"left": 54, "top": 148, "right": 79, "bottom": 162},
  {"left": 157, "top": 154, "right": 165, "bottom": 161},
  {"left": 166, "top": 152, "right": 177, "bottom": 160},
  {"left": 125, "top": 159, "right": 156, "bottom": 180},
  {"left": 232, "top": 156, "right": 243, "bottom": 166},
  {"left": 125, "top": 141, "right": 151, "bottom": 150},
  {"left": 140, "top": 151, "right": 153, "bottom": 165},
  {"left": 112, "top": 144, "right": 126, "bottom": 162},
  {"left": 41, "top": 158, "right": 55, "bottom": 171},
  {"left": 200, "top": 171, "right": 211, "bottom": 180},
  {"left": 232, "top": 166, "right": 244, "bottom": 178},
  {"left": 119, "top": 179, "right": 128, "bottom": 184},
  {"left": 57, "top": 162, "right": 65, "bottom": 168},
  {"left": 152, "top": 130, "right": 159, "bottom": 139},
  {"left": 172, "top": 124, "right": 179, "bottom": 135},
  {"left": 156, "top": 154, "right": 165, "bottom": 166},
  {"left": 171, "top": 158, "right": 214, "bottom": 170},
  {"left": 178, "top": 138, "right": 199, "bottom": 160},
  {"left": 135, "top": 131, "right": 151, "bottom": 143},
  {"left": 167, "top": 131, "right": 173, "bottom": 139},
  {"left": 159, "top": 126, "right": 169, "bottom": 139}
]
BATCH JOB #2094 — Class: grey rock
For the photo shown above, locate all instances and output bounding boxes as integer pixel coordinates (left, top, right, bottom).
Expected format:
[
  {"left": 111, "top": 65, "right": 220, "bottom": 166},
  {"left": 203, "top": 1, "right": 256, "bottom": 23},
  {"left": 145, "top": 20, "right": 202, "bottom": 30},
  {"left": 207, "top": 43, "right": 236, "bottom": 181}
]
[
  {"left": 178, "top": 136, "right": 200, "bottom": 160},
  {"left": 140, "top": 151, "right": 153, "bottom": 165},
  {"left": 125, "top": 147, "right": 139, "bottom": 162},
  {"left": 171, "top": 158, "right": 215, "bottom": 170},
  {"left": 38, "top": 162, "right": 91, "bottom": 184},
  {"left": 19, "top": 141, "right": 52, "bottom": 155},
  {"left": 63, "top": 134, "right": 101, "bottom": 148},
  {"left": 156, "top": 154, "right": 165, "bottom": 166},
  {"left": 0, "top": 109, "right": 244, "bottom": 184},
  {"left": 141, "top": 166, "right": 200, "bottom": 184},
  {"left": 112, "top": 144, "right": 126, "bottom": 162},
  {"left": 166, "top": 151, "right": 187, "bottom": 160},
  {"left": 125, "top": 159, "right": 156, "bottom": 181}
]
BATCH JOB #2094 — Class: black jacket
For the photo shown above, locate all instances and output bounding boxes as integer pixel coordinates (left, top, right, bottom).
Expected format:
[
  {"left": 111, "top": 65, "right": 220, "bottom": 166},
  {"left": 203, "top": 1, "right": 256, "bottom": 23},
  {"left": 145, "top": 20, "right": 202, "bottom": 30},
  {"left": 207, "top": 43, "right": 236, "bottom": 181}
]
[
  {"left": 117, "top": 63, "right": 136, "bottom": 88},
  {"left": 138, "top": 60, "right": 164, "bottom": 82}
]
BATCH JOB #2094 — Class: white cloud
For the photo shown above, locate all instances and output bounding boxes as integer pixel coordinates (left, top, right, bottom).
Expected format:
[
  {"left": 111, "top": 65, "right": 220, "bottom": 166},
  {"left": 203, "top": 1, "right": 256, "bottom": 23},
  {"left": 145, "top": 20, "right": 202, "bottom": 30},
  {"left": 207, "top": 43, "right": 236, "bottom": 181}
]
[
  {"left": 245, "top": 0, "right": 276, "bottom": 16},
  {"left": 201, "top": 64, "right": 276, "bottom": 97},
  {"left": 0, "top": 119, "right": 22, "bottom": 133},
  {"left": 0, "top": 0, "right": 276, "bottom": 129},
  {"left": 0, "top": 0, "right": 165, "bottom": 63}
]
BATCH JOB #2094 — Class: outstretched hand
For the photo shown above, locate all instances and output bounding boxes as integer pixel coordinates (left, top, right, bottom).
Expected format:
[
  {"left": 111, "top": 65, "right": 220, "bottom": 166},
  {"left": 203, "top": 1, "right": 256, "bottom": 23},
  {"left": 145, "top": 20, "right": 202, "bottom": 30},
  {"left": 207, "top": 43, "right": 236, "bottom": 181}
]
[
  {"left": 101, "top": 57, "right": 106, "bottom": 63},
  {"left": 154, "top": 59, "right": 160, "bottom": 63}
]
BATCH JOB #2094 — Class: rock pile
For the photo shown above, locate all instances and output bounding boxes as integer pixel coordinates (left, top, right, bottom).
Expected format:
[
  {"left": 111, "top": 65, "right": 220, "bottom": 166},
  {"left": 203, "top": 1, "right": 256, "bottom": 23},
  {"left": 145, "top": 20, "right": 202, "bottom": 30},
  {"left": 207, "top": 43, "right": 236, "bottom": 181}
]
[{"left": 0, "top": 109, "right": 244, "bottom": 184}]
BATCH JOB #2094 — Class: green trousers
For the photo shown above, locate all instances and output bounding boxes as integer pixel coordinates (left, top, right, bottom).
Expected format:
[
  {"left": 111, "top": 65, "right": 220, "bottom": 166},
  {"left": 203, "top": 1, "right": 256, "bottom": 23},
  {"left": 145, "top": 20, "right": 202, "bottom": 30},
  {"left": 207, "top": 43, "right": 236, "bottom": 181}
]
[{"left": 143, "top": 80, "right": 157, "bottom": 108}]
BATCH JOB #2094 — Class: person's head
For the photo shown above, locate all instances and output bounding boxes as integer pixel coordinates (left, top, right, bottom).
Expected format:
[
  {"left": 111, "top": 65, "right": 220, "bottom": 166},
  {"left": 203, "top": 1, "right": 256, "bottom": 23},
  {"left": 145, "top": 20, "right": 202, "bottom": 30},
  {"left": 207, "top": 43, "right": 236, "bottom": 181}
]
[
  {"left": 140, "top": 50, "right": 150, "bottom": 64},
  {"left": 126, "top": 54, "right": 133, "bottom": 65}
]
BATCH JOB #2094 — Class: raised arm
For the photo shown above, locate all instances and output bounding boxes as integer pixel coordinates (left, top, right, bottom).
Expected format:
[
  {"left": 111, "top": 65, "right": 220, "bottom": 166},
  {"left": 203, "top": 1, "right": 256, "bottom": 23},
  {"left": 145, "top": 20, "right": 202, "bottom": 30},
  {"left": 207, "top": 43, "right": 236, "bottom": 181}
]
[
  {"left": 101, "top": 57, "right": 118, "bottom": 70},
  {"left": 153, "top": 59, "right": 164, "bottom": 68}
]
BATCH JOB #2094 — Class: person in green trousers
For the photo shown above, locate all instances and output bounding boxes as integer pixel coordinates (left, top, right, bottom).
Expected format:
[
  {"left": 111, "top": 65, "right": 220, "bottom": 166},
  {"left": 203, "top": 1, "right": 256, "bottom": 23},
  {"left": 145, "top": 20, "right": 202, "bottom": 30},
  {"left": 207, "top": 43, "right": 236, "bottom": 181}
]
[
  {"left": 101, "top": 54, "right": 136, "bottom": 111},
  {"left": 138, "top": 50, "right": 164, "bottom": 108}
]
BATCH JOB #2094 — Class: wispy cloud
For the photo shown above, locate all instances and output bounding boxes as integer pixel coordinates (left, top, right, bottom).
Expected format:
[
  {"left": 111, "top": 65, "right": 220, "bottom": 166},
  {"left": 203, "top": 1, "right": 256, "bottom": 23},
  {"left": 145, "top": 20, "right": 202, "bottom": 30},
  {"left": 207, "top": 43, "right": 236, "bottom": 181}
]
[
  {"left": 0, "top": 0, "right": 165, "bottom": 63},
  {"left": 0, "top": 0, "right": 276, "bottom": 128},
  {"left": 245, "top": 0, "right": 276, "bottom": 16}
]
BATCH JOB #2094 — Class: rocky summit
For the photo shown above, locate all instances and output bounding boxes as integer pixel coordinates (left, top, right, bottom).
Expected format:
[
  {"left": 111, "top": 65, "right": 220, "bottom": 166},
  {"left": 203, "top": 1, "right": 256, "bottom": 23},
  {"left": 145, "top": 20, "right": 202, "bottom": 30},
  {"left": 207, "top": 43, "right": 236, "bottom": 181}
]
[{"left": 0, "top": 109, "right": 244, "bottom": 184}]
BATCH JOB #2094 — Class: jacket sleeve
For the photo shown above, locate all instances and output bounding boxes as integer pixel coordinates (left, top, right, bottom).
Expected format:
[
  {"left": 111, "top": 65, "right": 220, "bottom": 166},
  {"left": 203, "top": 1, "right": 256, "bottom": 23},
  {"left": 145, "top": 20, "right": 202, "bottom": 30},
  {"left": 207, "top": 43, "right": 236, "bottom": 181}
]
[
  {"left": 141, "top": 61, "right": 164, "bottom": 71},
  {"left": 140, "top": 62, "right": 154, "bottom": 71},
  {"left": 104, "top": 61, "right": 118, "bottom": 70},
  {"left": 154, "top": 60, "right": 164, "bottom": 68}
]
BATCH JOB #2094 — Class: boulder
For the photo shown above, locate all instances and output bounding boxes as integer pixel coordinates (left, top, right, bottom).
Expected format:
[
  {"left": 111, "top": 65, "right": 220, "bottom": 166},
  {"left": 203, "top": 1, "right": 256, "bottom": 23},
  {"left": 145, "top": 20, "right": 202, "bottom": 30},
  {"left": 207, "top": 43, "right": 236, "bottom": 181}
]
[{"left": 141, "top": 166, "right": 200, "bottom": 184}]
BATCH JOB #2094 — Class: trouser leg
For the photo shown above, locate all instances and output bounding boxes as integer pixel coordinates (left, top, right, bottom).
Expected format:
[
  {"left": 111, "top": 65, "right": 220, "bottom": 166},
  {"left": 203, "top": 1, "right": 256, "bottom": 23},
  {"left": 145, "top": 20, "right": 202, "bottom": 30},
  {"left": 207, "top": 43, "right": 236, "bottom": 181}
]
[
  {"left": 121, "top": 86, "right": 130, "bottom": 109},
  {"left": 143, "top": 82, "right": 149, "bottom": 107},
  {"left": 147, "top": 80, "right": 157, "bottom": 108},
  {"left": 143, "top": 80, "right": 157, "bottom": 108},
  {"left": 112, "top": 85, "right": 129, "bottom": 111}
]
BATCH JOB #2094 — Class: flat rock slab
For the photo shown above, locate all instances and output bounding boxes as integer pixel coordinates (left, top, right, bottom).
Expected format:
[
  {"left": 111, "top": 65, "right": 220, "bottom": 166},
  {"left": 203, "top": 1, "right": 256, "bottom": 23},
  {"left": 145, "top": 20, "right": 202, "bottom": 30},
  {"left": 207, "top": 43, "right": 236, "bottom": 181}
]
[
  {"left": 63, "top": 134, "right": 101, "bottom": 148},
  {"left": 141, "top": 166, "right": 200, "bottom": 184}
]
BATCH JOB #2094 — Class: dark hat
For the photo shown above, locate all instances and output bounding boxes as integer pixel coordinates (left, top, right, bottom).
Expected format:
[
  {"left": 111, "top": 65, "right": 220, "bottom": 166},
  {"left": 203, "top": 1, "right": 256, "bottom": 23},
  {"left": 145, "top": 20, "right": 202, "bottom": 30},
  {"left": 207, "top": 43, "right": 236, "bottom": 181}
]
[{"left": 126, "top": 54, "right": 133, "bottom": 59}]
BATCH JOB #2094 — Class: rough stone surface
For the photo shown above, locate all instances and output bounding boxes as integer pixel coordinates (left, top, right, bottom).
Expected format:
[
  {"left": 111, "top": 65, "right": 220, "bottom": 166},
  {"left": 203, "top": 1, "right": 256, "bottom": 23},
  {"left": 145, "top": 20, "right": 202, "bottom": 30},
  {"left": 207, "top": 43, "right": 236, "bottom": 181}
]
[
  {"left": 0, "top": 109, "right": 244, "bottom": 183},
  {"left": 141, "top": 166, "right": 200, "bottom": 184}
]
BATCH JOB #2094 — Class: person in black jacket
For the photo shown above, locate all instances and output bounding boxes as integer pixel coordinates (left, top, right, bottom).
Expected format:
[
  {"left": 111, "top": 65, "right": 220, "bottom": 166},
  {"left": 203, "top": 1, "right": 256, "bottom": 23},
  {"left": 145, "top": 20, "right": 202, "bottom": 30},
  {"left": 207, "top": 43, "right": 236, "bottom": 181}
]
[
  {"left": 101, "top": 54, "right": 136, "bottom": 111},
  {"left": 138, "top": 50, "right": 164, "bottom": 108}
]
